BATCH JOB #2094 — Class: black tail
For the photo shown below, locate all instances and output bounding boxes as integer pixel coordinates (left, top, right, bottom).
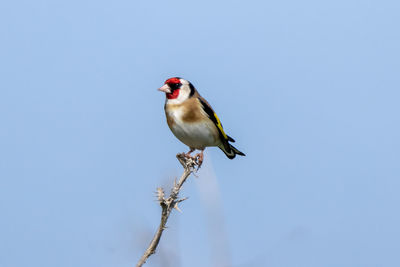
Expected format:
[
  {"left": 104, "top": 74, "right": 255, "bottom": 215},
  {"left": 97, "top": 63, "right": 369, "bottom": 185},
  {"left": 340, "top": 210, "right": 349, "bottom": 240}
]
[{"left": 219, "top": 142, "right": 245, "bottom": 159}]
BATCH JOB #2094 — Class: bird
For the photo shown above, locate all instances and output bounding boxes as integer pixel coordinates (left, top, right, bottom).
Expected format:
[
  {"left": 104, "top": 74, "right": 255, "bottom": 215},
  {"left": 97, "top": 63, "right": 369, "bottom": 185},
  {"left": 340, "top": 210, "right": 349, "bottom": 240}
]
[{"left": 158, "top": 77, "right": 245, "bottom": 166}]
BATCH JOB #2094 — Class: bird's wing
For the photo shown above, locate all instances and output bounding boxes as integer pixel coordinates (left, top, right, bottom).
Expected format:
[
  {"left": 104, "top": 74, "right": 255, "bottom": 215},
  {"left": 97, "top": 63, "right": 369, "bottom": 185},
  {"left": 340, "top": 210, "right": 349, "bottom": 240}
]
[{"left": 197, "top": 96, "right": 232, "bottom": 142}]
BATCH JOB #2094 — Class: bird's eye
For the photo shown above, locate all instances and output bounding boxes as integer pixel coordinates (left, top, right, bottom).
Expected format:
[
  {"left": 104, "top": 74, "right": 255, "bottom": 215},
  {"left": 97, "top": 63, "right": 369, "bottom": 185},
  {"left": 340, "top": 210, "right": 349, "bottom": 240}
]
[{"left": 170, "top": 83, "right": 181, "bottom": 90}]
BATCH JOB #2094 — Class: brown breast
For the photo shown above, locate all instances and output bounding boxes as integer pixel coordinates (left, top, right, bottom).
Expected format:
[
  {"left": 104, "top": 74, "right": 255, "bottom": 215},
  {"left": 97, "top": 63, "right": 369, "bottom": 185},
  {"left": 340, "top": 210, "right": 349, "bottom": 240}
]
[
  {"left": 180, "top": 98, "right": 204, "bottom": 123},
  {"left": 165, "top": 97, "right": 204, "bottom": 127}
]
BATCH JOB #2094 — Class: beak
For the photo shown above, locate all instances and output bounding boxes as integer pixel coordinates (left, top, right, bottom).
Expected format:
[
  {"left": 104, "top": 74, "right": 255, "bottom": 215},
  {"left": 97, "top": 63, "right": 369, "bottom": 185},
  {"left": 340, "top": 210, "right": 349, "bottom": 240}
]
[{"left": 158, "top": 84, "right": 171, "bottom": 94}]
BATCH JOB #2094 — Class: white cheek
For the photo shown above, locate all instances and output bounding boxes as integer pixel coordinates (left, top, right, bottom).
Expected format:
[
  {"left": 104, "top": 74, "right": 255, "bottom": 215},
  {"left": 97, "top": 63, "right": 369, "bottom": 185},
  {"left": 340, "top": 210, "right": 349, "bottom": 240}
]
[
  {"left": 166, "top": 88, "right": 190, "bottom": 105},
  {"left": 177, "top": 89, "right": 189, "bottom": 101}
]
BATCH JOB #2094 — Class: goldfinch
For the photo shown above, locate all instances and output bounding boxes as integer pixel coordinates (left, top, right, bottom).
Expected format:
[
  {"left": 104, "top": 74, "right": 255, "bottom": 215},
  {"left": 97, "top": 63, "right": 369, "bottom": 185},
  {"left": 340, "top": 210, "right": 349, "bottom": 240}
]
[{"left": 158, "top": 77, "right": 245, "bottom": 165}]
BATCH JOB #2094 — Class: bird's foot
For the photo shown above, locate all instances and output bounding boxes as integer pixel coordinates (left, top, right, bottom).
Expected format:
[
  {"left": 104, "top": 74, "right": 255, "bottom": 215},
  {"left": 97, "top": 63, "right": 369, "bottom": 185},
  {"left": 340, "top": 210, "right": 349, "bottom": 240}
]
[
  {"left": 180, "top": 148, "right": 203, "bottom": 170},
  {"left": 184, "top": 148, "right": 195, "bottom": 159},
  {"left": 180, "top": 152, "right": 197, "bottom": 164},
  {"left": 194, "top": 151, "right": 204, "bottom": 169}
]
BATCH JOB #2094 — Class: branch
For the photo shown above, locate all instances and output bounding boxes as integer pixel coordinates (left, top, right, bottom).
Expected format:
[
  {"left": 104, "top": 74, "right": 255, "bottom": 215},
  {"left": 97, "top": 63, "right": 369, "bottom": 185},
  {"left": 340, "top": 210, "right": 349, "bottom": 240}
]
[{"left": 136, "top": 153, "right": 198, "bottom": 267}]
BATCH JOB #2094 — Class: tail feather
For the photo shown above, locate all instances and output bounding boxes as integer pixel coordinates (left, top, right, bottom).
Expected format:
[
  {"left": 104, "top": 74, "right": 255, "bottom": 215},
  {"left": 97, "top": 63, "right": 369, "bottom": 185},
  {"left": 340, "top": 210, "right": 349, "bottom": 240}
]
[
  {"left": 219, "top": 142, "right": 245, "bottom": 159},
  {"left": 227, "top": 135, "right": 235, "bottom": 142}
]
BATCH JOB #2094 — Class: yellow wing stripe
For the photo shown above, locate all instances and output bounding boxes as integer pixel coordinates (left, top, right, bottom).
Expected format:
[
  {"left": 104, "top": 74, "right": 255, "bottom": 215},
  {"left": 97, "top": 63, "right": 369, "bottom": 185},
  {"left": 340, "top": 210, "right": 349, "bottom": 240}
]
[{"left": 213, "top": 113, "right": 228, "bottom": 140}]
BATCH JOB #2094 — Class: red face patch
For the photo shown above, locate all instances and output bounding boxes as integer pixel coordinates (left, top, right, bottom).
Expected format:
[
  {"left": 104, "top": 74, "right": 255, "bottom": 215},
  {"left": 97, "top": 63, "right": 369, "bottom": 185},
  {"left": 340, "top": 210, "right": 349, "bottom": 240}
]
[
  {"left": 166, "top": 89, "right": 180, "bottom": 99},
  {"left": 165, "top": 77, "right": 181, "bottom": 84}
]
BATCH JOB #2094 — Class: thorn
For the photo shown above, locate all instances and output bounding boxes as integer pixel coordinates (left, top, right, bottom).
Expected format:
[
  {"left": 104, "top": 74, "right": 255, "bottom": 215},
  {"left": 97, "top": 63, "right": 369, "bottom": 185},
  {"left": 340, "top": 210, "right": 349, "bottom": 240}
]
[
  {"left": 176, "top": 197, "right": 188, "bottom": 204},
  {"left": 156, "top": 187, "right": 165, "bottom": 202},
  {"left": 174, "top": 203, "right": 182, "bottom": 213}
]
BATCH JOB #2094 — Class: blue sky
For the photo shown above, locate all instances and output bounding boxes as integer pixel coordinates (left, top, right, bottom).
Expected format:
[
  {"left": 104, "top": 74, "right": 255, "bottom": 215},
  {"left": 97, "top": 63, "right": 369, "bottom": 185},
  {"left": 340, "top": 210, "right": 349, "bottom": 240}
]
[{"left": 1, "top": 0, "right": 400, "bottom": 266}]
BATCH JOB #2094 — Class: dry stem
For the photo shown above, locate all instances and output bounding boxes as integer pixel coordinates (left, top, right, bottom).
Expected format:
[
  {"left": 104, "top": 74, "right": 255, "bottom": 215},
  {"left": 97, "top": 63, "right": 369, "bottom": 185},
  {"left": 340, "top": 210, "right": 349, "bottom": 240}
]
[{"left": 136, "top": 153, "right": 198, "bottom": 267}]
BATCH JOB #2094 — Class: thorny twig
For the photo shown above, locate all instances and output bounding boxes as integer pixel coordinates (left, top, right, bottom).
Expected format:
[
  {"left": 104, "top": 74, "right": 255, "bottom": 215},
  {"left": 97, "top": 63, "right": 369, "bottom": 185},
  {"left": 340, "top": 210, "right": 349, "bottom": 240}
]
[{"left": 136, "top": 153, "right": 198, "bottom": 267}]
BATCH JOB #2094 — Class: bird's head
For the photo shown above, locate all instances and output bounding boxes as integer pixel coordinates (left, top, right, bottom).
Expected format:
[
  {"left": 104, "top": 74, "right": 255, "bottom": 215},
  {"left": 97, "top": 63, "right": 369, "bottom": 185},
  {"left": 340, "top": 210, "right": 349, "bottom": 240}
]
[{"left": 158, "top": 77, "right": 195, "bottom": 104}]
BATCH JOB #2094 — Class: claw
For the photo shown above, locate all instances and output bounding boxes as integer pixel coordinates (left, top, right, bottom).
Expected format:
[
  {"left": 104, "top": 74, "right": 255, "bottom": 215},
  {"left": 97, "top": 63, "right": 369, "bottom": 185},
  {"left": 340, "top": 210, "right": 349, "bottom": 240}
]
[{"left": 194, "top": 150, "right": 204, "bottom": 169}]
